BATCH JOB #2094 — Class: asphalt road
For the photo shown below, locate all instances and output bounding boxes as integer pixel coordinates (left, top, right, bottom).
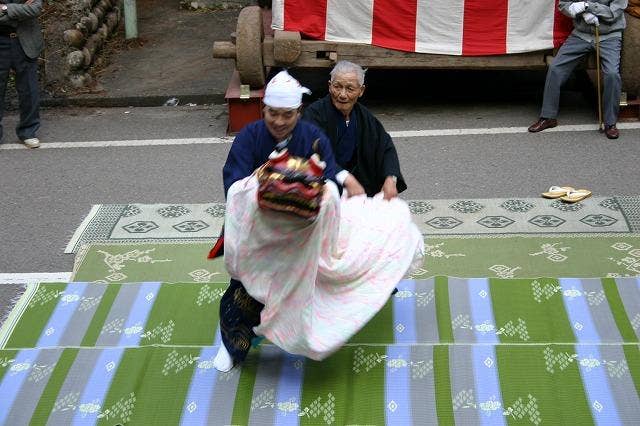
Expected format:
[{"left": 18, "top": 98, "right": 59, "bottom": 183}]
[{"left": 1, "top": 70, "right": 639, "bottom": 275}]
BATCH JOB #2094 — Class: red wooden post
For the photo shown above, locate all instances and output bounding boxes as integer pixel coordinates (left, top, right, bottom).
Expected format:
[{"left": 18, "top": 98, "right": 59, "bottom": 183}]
[{"left": 225, "top": 70, "right": 265, "bottom": 135}]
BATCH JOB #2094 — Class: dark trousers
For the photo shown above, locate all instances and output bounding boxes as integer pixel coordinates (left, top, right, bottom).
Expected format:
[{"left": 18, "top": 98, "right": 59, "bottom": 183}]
[
  {"left": 219, "top": 278, "right": 264, "bottom": 365},
  {"left": 541, "top": 34, "right": 622, "bottom": 126},
  {"left": 0, "top": 35, "right": 40, "bottom": 142}
]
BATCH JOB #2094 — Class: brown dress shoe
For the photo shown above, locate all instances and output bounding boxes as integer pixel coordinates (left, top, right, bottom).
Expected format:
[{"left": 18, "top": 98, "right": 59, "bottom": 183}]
[
  {"left": 528, "top": 117, "right": 558, "bottom": 133},
  {"left": 604, "top": 124, "right": 619, "bottom": 139}
]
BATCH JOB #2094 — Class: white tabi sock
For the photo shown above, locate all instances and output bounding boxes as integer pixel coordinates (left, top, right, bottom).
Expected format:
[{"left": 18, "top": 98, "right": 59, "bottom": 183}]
[{"left": 213, "top": 342, "right": 234, "bottom": 372}]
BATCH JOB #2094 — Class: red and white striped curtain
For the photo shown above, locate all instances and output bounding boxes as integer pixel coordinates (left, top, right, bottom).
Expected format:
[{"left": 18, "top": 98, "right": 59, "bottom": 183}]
[{"left": 272, "top": 0, "right": 573, "bottom": 56}]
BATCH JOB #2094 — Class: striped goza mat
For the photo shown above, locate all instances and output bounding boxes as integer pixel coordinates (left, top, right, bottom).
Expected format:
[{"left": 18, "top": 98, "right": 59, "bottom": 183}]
[
  {"left": 1, "top": 277, "right": 639, "bottom": 424},
  {"left": 64, "top": 196, "right": 640, "bottom": 253}
]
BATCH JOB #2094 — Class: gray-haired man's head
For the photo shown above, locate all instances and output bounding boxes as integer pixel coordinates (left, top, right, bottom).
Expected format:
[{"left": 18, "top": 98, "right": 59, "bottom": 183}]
[
  {"left": 330, "top": 61, "right": 366, "bottom": 86},
  {"left": 328, "top": 61, "right": 366, "bottom": 119}
]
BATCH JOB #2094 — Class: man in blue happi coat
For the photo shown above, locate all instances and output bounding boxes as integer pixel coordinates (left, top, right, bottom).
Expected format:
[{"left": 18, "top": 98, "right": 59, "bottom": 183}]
[{"left": 213, "top": 70, "right": 338, "bottom": 372}]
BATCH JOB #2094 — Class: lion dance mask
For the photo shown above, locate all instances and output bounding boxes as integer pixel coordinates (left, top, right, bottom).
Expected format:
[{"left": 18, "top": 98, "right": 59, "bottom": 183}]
[{"left": 256, "top": 146, "right": 326, "bottom": 221}]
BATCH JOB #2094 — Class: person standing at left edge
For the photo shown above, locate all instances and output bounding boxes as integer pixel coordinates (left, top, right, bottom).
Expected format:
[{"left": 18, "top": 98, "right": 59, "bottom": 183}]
[{"left": 0, "top": 0, "right": 43, "bottom": 148}]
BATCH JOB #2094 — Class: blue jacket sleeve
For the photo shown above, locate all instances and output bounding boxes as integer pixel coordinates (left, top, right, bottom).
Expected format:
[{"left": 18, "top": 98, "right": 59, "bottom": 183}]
[{"left": 222, "top": 126, "right": 257, "bottom": 197}]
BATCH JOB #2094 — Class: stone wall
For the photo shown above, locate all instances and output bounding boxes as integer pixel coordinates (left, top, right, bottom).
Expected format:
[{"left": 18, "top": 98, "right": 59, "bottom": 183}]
[
  {"left": 180, "top": 0, "right": 253, "bottom": 10},
  {"left": 41, "top": 0, "right": 257, "bottom": 90},
  {"left": 41, "top": 0, "right": 123, "bottom": 92},
  {"left": 629, "top": 0, "right": 640, "bottom": 18},
  {"left": 62, "top": 0, "right": 123, "bottom": 87}
]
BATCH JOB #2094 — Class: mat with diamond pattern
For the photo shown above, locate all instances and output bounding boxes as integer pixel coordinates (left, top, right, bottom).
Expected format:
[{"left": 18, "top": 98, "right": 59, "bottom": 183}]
[{"left": 64, "top": 196, "right": 640, "bottom": 253}]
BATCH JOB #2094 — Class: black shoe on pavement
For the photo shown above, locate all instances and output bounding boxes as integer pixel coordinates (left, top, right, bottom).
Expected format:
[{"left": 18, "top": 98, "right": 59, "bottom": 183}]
[
  {"left": 604, "top": 124, "right": 619, "bottom": 139},
  {"left": 528, "top": 117, "right": 558, "bottom": 133}
]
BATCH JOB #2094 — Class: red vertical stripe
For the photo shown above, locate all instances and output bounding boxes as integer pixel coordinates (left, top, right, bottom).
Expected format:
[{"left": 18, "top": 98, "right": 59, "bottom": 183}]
[
  {"left": 372, "top": 0, "right": 417, "bottom": 52},
  {"left": 552, "top": 0, "right": 573, "bottom": 48},
  {"left": 283, "top": 0, "right": 327, "bottom": 40},
  {"left": 462, "top": 0, "right": 508, "bottom": 56}
]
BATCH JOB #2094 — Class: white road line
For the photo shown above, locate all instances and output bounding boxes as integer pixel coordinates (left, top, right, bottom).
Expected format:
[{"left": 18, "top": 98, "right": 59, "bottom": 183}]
[
  {"left": 0, "top": 137, "right": 234, "bottom": 150},
  {"left": 0, "top": 122, "right": 638, "bottom": 149},
  {"left": 0, "top": 272, "right": 72, "bottom": 285}
]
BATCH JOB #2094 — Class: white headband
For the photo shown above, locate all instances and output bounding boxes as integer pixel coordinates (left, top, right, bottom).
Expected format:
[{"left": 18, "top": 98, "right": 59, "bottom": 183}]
[{"left": 263, "top": 70, "right": 311, "bottom": 109}]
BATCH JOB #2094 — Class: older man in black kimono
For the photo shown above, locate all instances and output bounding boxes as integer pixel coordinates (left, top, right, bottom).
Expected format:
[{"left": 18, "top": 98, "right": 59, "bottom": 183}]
[{"left": 303, "top": 60, "right": 406, "bottom": 200}]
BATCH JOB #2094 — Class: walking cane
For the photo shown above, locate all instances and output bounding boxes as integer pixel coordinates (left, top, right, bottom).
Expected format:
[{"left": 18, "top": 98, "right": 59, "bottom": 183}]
[{"left": 595, "top": 24, "right": 604, "bottom": 132}]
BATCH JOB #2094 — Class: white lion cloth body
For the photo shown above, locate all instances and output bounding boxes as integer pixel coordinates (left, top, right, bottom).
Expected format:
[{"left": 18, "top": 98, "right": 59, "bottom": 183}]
[{"left": 224, "top": 175, "right": 424, "bottom": 360}]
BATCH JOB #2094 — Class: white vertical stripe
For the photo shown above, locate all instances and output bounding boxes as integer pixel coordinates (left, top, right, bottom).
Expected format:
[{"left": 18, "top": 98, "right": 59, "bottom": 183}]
[
  {"left": 325, "top": 0, "right": 373, "bottom": 44},
  {"left": 0, "top": 284, "right": 38, "bottom": 349},
  {"left": 416, "top": 0, "right": 464, "bottom": 55},
  {"left": 271, "top": 0, "right": 285, "bottom": 30},
  {"left": 507, "top": 0, "right": 556, "bottom": 53},
  {"left": 64, "top": 205, "right": 101, "bottom": 253}
]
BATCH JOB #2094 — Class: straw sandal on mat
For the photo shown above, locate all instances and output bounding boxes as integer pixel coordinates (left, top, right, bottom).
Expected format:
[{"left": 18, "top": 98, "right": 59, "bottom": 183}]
[
  {"left": 541, "top": 186, "right": 574, "bottom": 199},
  {"left": 560, "top": 189, "right": 592, "bottom": 203}
]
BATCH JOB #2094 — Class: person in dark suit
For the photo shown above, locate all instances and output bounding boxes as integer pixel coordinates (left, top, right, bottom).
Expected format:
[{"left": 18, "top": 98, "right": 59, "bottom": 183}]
[{"left": 0, "top": 0, "right": 43, "bottom": 148}]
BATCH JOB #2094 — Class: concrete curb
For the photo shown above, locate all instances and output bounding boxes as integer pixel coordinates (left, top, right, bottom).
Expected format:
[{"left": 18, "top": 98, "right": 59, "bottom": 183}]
[{"left": 40, "top": 93, "right": 228, "bottom": 108}]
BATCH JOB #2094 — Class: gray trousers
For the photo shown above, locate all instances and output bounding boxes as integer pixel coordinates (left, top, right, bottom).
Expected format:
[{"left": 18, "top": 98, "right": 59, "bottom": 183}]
[
  {"left": 541, "top": 34, "right": 622, "bottom": 125},
  {"left": 0, "top": 35, "right": 40, "bottom": 142}
]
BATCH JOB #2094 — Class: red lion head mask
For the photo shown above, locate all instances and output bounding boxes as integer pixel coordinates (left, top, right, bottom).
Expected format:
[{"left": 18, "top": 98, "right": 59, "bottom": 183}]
[{"left": 256, "top": 145, "right": 326, "bottom": 221}]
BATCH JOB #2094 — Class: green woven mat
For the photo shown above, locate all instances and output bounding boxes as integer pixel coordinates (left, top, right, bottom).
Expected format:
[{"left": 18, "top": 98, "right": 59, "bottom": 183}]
[
  {"left": 1, "top": 277, "right": 639, "bottom": 424},
  {"left": 72, "top": 242, "right": 230, "bottom": 283},
  {"left": 71, "top": 235, "right": 640, "bottom": 283}
]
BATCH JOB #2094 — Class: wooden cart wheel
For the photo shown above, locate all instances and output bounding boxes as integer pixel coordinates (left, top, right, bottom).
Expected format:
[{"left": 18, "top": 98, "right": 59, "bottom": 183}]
[
  {"left": 621, "top": 12, "right": 640, "bottom": 97},
  {"left": 236, "top": 6, "right": 265, "bottom": 88}
]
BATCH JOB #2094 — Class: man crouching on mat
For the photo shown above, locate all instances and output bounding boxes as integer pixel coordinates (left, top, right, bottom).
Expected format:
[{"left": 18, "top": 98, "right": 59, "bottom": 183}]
[
  {"left": 214, "top": 70, "right": 423, "bottom": 372},
  {"left": 213, "top": 70, "right": 338, "bottom": 372}
]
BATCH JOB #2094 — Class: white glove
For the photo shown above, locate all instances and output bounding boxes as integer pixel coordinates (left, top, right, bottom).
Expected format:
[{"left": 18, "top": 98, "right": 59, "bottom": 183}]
[
  {"left": 583, "top": 12, "right": 599, "bottom": 26},
  {"left": 568, "top": 1, "right": 587, "bottom": 17}
]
